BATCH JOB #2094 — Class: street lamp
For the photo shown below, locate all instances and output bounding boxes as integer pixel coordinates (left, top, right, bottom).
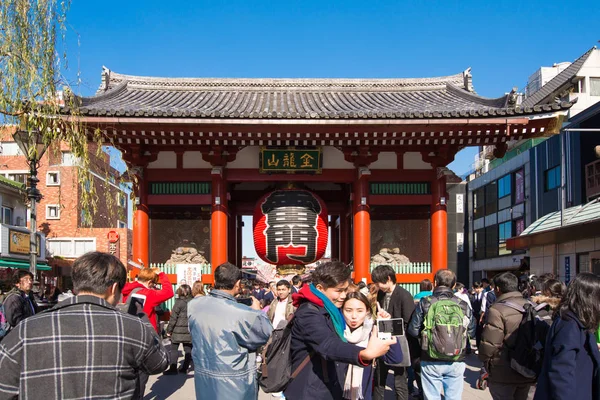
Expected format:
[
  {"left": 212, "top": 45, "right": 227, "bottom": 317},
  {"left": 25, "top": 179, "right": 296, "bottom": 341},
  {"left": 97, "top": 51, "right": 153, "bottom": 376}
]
[{"left": 13, "top": 130, "right": 49, "bottom": 275}]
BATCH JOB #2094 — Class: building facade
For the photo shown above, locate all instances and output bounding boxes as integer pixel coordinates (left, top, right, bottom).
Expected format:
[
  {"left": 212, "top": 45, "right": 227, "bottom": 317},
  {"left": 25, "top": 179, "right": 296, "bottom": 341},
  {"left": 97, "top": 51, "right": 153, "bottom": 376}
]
[
  {"left": 466, "top": 46, "right": 600, "bottom": 284},
  {"left": 0, "top": 126, "right": 131, "bottom": 287}
]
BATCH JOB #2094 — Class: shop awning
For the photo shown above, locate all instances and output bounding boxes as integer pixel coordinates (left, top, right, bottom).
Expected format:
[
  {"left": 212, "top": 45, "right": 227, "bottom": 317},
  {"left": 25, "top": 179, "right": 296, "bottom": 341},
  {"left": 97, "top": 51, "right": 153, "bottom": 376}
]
[
  {"left": 0, "top": 259, "right": 51, "bottom": 271},
  {"left": 507, "top": 199, "right": 600, "bottom": 250}
]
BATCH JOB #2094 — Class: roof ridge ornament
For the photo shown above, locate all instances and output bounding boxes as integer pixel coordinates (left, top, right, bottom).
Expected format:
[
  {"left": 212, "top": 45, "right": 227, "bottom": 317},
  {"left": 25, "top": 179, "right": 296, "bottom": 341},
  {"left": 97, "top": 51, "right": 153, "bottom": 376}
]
[
  {"left": 100, "top": 66, "right": 111, "bottom": 92},
  {"left": 463, "top": 68, "right": 474, "bottom": 92}
]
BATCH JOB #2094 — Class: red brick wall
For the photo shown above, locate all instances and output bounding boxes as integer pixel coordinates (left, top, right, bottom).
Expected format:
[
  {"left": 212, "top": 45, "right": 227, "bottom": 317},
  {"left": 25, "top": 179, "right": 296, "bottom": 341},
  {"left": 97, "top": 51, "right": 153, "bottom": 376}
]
[{"left": 1, "top": 126, "right": 131, "bottom": 263}]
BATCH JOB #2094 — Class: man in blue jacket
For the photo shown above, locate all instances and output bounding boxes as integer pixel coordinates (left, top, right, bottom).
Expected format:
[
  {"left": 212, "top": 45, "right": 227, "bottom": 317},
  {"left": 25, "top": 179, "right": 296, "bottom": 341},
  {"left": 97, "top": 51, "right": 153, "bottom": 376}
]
[{"left": 188, "top": 262, "right": 273, "bottom": 400}]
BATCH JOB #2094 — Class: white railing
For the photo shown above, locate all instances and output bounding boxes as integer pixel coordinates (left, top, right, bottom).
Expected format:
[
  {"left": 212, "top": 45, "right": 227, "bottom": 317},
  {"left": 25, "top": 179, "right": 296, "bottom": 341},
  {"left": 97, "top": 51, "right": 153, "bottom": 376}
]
[
  {"left": 149, "top": 262, "right": 211, "bottom": 311},
  {"left": 369, "top": 262, "right": 431, "bottom": 274}
]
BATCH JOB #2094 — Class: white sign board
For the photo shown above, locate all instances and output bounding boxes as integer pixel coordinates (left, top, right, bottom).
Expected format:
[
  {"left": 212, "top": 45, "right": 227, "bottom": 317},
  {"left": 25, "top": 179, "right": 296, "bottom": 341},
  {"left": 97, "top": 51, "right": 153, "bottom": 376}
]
[
  {"left": 456, "top": 194, "right": 464, "bottom": 213},
  {"left": 176, "top": 264, "right": 202, "bottom": 285}
]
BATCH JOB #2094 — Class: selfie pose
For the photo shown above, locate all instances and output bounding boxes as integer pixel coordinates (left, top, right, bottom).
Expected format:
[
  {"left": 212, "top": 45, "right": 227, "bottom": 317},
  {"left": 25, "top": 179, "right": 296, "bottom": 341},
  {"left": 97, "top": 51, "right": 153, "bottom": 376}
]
[
  {"left": 284, "top": 261, "right": 396, "bottom": 400},
  {"left": 342, "top": 292, "right": 403, "bottom": 400}
]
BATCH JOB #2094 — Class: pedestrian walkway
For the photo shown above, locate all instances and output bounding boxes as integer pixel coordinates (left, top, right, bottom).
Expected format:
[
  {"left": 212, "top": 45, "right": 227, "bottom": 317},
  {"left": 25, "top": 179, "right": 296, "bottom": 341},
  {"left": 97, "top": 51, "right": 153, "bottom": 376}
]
[{"left": 143, "top": 353, "right": 492, "bottom": 399}]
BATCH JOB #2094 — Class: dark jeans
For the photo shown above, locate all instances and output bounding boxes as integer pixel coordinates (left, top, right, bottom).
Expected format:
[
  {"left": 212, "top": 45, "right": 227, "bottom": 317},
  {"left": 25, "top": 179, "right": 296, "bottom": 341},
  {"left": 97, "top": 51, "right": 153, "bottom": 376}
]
[
  {"left": 373, "top": 361, "right": 409, "bottom": 400},
  {"left": 475, "top": 319, "right": 484, "bottom": 348},
  {"left": 170, "top": 342, "right": 192, "bottom": 366},
  {"left": 488, "top": 381, "right": 534, "bottom": 400}
]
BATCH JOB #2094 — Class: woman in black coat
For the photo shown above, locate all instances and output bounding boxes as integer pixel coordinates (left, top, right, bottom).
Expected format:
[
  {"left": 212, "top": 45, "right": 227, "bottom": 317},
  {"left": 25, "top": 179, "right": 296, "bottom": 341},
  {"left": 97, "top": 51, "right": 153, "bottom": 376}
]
[
  {"left": 284, "top": 261, "right": 396, "bottom": 400},
  {"left": 534, "top": 273, "right": 600, "bottom": 400},
  {"left": 164, "top": 284, "right": 193, "bottom": 375}
]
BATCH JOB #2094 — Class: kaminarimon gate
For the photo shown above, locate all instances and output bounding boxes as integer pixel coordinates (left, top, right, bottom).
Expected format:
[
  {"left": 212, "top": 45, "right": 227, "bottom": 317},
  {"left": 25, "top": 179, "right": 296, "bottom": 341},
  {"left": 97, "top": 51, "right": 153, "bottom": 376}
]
[{"left": 73, "top": 67, "right": 567, "bottom": 285}]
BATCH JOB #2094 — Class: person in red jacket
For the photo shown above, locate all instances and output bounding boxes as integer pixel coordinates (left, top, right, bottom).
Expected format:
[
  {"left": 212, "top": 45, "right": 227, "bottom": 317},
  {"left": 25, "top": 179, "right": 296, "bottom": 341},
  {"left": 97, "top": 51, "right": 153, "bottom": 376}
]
[{"left": 122, "top": 268, "right": 174, "bottom": 333}]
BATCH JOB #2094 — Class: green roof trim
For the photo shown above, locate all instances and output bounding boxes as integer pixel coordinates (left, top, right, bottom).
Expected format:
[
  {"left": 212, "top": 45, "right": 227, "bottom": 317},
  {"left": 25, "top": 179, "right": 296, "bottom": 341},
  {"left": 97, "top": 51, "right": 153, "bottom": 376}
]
[
  {"left": 0, "top": 175, "right": 25, "bottom": 191},
  {"left": 0, "top": 259, "right": 51, "bottom": 271}
]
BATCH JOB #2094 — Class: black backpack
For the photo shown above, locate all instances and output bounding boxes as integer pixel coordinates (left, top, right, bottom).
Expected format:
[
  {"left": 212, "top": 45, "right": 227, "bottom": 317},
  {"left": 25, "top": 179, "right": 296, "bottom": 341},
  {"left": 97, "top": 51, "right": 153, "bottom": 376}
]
[
  {"left": 259, "top": 315, "right": 312, "bottom": 393},
  {"left": 499, "top": 300, "right": 550, "bottom": 379}
]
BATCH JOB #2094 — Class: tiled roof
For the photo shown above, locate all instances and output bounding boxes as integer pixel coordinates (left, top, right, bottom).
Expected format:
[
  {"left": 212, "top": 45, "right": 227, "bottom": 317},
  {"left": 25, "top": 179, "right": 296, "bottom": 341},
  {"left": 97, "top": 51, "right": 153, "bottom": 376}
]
[
  {"left": 71, "top": 68, "right": 572, "bottom": 120},
  {"left": 522, "top": 47, "right": 596, "bottom": 108},
  {"left": 0, "top": 175, "right": 25, "bottom": 192}
]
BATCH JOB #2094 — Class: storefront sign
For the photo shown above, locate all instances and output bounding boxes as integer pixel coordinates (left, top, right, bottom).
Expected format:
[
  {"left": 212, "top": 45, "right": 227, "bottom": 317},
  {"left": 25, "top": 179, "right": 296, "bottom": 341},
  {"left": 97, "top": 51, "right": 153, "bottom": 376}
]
[
  {"left": 565, "top": 256, "right": 571, "bottom": 284},
  {"left": 107, "top": 230, "right": 120, "bottom": 257},
  {"left": 9, "top": 229, "right": 40, "bottom": 256},
  {"left": 515, "top": 169, "right": 525, "bottom": 204},
  {"left": 259, "top": 147, "right": 322, "bottom": 173}
]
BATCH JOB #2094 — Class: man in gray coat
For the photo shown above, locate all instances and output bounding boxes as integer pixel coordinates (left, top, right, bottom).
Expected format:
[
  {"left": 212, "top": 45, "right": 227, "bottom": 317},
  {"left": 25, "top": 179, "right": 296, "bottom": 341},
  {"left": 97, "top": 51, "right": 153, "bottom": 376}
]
[
  {"left": 0, "top": 252, "right": 169, "bottom": 400},
  {"left": 188, "top": 262, "right": 273, "bottom": 400}
]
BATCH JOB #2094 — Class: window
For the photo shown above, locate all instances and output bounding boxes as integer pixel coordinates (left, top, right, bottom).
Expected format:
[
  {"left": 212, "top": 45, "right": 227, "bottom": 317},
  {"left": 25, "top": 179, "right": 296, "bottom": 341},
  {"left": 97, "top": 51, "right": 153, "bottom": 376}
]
[
  {"left": 485, "top": 183, "right": 498, "bottom": 215},
  {"left": 473, "top": 187, "right": 485, "bottom": 219},
  {"left": 118, "top": 220, "right": 127, "bottom": 229},
  {"left": 117, "top": 192, "right": 127, "bottom": 208},
  {"left": 498, "top": 175, "right": 511, "bottom": 198},
  {"left": 545, "top": 166, "right": 560, "bottom": 191},
  {"left": 61, "top": 151, "right": 76, "bottom": 166},
  {"left": 2, "top": 206, "right": 13, "bottom": 225},
  {"left": 485, "top": 226, "right": 499, "bottom": 258},
  {"left": 499, "top": 221, "right": 512, "bottom": 255},
  {"left": 47, "top": 238, "right": 95, "bottom": 258},
  {"left": 0, "top": 143, "right": 22, "bottom": 156},
  {"left": 80, "top": 209, "right": 92, "bottom": 227},
  {"left": 46, "top": 205, "right": 60, "bottom": 219},
  {"left": 591, "top": 78, "right": 600, "bottom": 96},
  {"left": 474, "top": 229, "right": 486, "bottom": 259},
  {"left": 7, "top": 173, "right": 28, "bottom": 184},
  {"left": 46, "top": 171, "right": 60, "bottom": 186}
]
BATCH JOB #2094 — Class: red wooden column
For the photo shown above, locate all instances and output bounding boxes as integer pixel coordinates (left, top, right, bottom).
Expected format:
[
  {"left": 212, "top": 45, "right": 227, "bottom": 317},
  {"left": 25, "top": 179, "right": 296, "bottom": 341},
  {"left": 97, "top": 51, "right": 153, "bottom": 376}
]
[
  {"left": 353, "top": 168, "right": 371, "bottom": 283},
  {"left": 132, "top": 168, "right": 149, "bottom": 271},
  {"left": 431, "top": 175, "right": 448, "bottom": 274},
  {"left": 330, "top": 216, "right": 340, "bottom": 261},
  {"left": 209, "top": 167, "right": 228, "bottom": 284}
]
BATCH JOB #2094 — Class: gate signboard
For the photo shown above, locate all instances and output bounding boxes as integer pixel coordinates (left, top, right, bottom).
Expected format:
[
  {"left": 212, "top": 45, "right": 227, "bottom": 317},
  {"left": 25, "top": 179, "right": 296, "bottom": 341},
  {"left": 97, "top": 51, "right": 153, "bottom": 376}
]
[{"left": 259, "top": 147, "right": 322, "bottom": 173}]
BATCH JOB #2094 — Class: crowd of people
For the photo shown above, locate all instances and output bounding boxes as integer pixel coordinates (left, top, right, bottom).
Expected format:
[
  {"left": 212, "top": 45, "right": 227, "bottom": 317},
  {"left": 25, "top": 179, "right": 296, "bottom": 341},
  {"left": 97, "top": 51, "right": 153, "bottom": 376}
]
[{"left": 0, "top": 252, "right": 599, "bottom": 400}]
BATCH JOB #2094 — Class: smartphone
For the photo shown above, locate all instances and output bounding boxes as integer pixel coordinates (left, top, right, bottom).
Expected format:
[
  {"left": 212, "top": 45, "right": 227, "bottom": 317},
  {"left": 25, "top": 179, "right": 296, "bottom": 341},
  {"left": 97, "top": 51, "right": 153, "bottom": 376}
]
[
  {"left": 128, "top": 293, "right": 146, "bottom": 316},
  {"left": 236, "top": 297, "right": 253, "bottom": 306},
  {"left": 377, "top": 318, "right": 404, "bottom": 340}
]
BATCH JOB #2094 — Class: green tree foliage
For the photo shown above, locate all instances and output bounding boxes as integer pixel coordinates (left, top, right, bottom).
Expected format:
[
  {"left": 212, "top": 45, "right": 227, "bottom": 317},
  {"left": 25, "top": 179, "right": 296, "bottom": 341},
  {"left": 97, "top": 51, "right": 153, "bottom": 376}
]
[{"left": 0, "top": 0, "right": 122, "bottom": 224}]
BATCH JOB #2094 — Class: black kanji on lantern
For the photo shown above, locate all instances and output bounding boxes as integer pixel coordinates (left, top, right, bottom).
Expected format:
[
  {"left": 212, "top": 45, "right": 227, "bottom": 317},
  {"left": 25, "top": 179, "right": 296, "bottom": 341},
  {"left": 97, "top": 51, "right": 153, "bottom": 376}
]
[{"left": 261, "top": 190, "right": 321, "bottom": 263}]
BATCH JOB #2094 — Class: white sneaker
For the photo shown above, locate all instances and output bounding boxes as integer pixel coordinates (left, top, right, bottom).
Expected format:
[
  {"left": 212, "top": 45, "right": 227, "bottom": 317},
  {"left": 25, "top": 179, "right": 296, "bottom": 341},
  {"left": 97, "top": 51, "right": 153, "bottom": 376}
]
[{"left": 271, "top": 392, "right": 285, "bottom": 398}]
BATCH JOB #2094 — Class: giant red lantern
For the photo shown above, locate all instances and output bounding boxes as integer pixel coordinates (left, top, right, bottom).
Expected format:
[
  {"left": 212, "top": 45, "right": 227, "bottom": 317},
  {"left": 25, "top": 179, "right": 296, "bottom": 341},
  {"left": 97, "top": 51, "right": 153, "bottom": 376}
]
[{"left": 253, "top": 189, "right": 328, "bottom": 275}]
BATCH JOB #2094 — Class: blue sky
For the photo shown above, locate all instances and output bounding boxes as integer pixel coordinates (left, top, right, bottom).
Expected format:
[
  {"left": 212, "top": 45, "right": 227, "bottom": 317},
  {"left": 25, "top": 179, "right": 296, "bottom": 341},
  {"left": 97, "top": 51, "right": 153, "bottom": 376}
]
[{"left": 64, "top": 0, "right": 597, "bottom": 258}]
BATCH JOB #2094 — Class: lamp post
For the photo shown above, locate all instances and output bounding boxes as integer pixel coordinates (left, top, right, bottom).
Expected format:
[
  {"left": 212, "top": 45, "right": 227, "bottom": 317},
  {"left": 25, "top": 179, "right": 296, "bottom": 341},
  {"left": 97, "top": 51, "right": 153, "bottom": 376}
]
[{"left": 13, "top": 130, "right": 49, "bottom": 275}]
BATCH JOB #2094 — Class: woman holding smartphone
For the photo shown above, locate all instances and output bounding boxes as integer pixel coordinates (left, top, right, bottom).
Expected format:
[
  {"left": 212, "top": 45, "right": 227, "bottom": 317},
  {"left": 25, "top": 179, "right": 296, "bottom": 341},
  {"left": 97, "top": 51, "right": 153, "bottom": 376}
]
[{"left": 284, "top": 261, "right": 396, "bottom": 400}]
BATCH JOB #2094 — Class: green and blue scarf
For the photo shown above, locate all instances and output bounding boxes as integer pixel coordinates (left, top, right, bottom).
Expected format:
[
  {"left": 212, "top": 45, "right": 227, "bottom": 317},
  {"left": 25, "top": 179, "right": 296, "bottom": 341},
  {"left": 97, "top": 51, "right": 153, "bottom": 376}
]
[{"left": 309, "top": 283, "right": 347, "bottom": 342}]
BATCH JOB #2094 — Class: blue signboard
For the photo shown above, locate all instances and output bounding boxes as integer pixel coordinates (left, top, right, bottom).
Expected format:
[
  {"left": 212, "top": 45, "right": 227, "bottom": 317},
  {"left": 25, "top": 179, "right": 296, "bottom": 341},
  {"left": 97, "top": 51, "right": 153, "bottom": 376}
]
[{"left": 565, "top": 256, "right": 571, "bottom": 284}]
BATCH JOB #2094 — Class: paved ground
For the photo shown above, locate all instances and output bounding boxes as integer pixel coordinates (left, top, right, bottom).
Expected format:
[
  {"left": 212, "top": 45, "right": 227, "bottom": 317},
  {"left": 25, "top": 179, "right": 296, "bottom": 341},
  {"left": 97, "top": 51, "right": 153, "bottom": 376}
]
[{"left": 144, "top": 353, "right": 492, "bottom": 400}]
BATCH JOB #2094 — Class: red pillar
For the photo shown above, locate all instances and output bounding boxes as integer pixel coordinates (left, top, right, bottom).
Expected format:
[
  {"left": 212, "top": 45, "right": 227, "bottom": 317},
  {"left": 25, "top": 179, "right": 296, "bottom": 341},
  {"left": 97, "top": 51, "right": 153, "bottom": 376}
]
[
  {"left": 209, "top": 168, "right": 228, "bottom": 284},
  {"left": 330, "top": 216, "right": 340, "bottom": 261},
  {"left": 353, "top": 170, "right": 371, "bottom": 283},
  {"left": 431, "top": 176, "right": 448, "bottom": 274},
  {"left": 132, "top": 170, "right": 149, "bottom": 273}
]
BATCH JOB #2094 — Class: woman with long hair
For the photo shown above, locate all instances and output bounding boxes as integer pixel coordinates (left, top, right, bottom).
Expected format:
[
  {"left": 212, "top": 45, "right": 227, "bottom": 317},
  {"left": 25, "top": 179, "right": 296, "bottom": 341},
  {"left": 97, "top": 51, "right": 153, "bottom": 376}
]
[
  {"left": 534, "top": 273, "right": 600, "bottom": 400},
  {"left": 341, "top": 291, "right": 402, "bottom": 400},
  {"left": 164, "top": 284, "right": 194, "bottom": 375},
  {"left": 192, "top": 280, "right": 205, "bottom": 297},
  {"left": 284, "top": 261, "right": 395, "bottom": 400}
]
